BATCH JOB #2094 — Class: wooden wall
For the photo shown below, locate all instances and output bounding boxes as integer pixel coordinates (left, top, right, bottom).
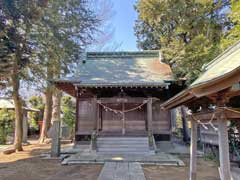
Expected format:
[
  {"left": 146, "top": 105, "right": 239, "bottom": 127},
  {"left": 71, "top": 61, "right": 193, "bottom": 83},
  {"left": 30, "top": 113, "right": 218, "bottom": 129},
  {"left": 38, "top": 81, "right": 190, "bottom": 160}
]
[
  {"left": 152, "top": 101, "right": 171, "bottom": 134},
  {"left": 76, "top": 99, "right": 95, "bottom": 135},
  {"left": 101, "top": 103, "right": 146, "bottom": 133},
  {"left": 76, "top": 97, "right": 171, "bottom": 135}
]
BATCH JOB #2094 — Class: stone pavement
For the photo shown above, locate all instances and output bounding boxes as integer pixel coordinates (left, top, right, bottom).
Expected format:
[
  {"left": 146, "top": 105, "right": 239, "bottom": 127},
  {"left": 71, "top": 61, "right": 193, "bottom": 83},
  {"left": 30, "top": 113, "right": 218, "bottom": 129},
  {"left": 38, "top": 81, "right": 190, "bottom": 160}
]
[{"left": 97, "top": 162, "right": 146, "bottom": 180}]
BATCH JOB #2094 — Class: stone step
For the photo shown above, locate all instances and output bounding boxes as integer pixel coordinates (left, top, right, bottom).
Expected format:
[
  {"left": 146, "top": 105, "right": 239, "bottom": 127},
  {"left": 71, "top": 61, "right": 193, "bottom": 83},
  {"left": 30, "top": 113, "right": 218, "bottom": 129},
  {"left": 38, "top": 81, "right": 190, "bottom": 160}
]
[
  {"left": 98, "top": 147, "right": 150, "bottom": 152},
  {"left": 97, "top": 141, "right": 149, "bottom": 145},
  {"left": 97, "top": 136, "right": 150, "bottom": 155},
  {"left": 97, "top": 151, "right": 151, "bottom": 155},
  {"left": 97, "top": 137, "right": 148, "bottom": 141},
  {"left": 97, "top": 144, "right": 149, "bottom": 148}
]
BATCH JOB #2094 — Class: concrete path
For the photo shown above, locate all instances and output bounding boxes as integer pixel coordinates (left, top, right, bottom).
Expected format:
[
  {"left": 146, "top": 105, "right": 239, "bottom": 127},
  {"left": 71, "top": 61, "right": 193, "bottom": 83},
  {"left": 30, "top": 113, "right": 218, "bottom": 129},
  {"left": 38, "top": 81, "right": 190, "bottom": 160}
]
[{"left": 97, "top": 162, "right": 146, "bottom": 180}]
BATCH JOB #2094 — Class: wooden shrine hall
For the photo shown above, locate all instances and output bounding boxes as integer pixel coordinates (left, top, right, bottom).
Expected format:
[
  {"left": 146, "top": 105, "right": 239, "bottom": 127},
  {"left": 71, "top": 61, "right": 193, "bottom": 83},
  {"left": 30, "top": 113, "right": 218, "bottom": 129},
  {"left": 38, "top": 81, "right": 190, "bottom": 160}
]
[
  {"left": 161, "top": 41, "right": 240, "bottom": 180},
  {"left": 53, "top": 51, "right": 182, "bottom": 154}
]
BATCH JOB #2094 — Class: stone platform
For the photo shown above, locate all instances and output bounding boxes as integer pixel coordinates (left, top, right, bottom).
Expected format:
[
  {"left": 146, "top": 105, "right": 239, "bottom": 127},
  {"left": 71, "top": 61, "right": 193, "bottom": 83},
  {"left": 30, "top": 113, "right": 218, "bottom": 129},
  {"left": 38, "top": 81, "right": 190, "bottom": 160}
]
[{"left": 61, "top": 151, "right": 184, "bottom": 166}]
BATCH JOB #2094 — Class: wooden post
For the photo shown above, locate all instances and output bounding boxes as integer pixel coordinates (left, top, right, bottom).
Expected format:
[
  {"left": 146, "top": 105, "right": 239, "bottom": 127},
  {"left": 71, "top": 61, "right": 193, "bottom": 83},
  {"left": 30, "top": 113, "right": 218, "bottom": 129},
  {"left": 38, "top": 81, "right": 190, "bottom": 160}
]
[
  {"left": 147, "top": 98, "right": 153, "bottom": 132},
  {"left": 75, "top": 88, "right": 79, "bottom": 143},
  {"left": 181, "top": 106, "right": 190, "bottom": 142},
  {"left": 22, "top": 111, "right": 28, "bottom": 143},
  {"left": 92, "top": 97, "right": 98, "bottom": 132},
  {"left": 122, "top": 103, "right": 125, "bottom": 135},
  {"left": 51, "top": 120, "right": 61, "bottom": 157},
  {"left": 190, "top": 118, "right": 197, "bottom": 180},
  {"left": 218, "top": 112, "right": 231, "bottom": 180},
  {"left": 96, "top": 103, "right": 99, "bottom": 134}
]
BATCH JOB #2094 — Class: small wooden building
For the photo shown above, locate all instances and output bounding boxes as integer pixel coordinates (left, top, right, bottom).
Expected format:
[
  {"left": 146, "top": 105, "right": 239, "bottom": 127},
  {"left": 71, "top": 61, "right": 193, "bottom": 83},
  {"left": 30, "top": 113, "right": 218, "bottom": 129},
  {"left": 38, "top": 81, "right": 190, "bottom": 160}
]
[
  {"left": 161, "top": 41, "right": 240, "bottom": 180},
  {"left": 54, "top": 51, "right": 182, "bottom": 145},
  {"left": 0, "top": 98, "right": 39, "bottom": 143}
]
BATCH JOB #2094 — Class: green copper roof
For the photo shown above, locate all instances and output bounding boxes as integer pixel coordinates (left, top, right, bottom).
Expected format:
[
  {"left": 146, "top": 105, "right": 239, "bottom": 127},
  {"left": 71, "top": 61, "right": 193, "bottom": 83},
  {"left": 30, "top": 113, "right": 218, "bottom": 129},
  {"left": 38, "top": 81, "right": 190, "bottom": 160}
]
[
  {"left": 191, "top": 41, "right": 240, "bottom": 87},
  {"left": 56, "top": 51, "right": 173, "bottom": 87}
]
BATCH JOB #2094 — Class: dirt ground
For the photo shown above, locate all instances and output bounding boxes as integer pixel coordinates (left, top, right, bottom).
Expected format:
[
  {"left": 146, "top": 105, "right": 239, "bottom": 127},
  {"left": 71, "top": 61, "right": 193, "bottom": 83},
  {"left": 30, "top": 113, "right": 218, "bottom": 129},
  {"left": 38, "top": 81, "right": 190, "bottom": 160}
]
[
  {"left": 0, "top": 142, "right": 220, "bottom": 180},
  {"left": 143, "top": 157, "right": 220, "bottom": 180},
  {"left": 0, "top": 142, "right": 102, "bottom": 180}
]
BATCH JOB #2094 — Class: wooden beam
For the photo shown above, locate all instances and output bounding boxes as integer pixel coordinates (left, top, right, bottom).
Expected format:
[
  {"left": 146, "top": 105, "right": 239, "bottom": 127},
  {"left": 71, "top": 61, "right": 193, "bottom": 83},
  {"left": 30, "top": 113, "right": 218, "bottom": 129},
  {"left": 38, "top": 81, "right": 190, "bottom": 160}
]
[
  {"left": 99, "top": 97, "right": 147, "bottom": 104},
  {"left": 191, "top": 71, "right": 240, "bottom": 98},
  {"left": 187, "top": 108, "right": 240, "bottom": 121},
  {"left": 217, "top": 112, "right": 231, "bottom": 180},
  {"left": 190, "top": 117, "right": 197, "bottom": 180},
  {"left": 147, "top": 98, "right": 153, "bottom": 132}
]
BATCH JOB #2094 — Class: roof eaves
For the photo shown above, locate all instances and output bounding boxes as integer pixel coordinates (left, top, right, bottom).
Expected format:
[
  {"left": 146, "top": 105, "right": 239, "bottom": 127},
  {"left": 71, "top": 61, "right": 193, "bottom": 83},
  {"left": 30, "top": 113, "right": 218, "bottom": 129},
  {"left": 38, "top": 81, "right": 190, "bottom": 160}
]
[
  {"left": 161, "top": 89, "right": 193, "bottom": 109},
  {"left": 74, "top": 82, "right": 170, "bottom": 88}
]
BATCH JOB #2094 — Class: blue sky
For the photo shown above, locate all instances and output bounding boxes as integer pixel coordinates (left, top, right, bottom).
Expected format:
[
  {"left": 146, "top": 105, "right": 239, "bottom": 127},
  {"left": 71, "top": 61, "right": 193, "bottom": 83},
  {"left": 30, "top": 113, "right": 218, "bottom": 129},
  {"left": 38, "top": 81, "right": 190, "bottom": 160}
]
[{"left": 111, "top": 0, "right": 138, "bottom": 51}]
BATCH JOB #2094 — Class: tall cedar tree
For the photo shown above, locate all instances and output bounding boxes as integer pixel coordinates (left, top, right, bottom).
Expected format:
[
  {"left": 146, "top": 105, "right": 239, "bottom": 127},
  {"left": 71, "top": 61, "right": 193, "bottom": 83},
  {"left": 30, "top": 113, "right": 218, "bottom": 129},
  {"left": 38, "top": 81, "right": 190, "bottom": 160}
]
[
  {"left": 28, "top": 0, "right": 99, "bottom": 143},
  {"left": 135, "top": 0, "right": 230, "bottom": 83},
  {"left": 0, "top": 0, "right": 47, "bottom": 151}
]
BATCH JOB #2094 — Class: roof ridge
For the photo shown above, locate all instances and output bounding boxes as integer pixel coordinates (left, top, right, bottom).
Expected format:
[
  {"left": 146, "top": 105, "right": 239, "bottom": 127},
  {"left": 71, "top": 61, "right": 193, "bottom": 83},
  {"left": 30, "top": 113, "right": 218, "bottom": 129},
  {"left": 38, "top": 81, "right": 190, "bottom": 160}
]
[{"left": 86, "top": 50, "right": 160, "bottom": 59}]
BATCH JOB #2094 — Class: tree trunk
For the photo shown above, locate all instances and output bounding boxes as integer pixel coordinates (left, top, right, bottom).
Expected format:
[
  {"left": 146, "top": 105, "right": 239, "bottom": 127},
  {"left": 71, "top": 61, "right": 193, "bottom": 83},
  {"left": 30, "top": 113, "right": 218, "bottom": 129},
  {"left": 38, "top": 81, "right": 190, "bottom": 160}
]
[
  {"left": 39, "top": 67, "right": 53, "bottom": 144},
  {"left": 39, "top": 87, "right": 53, "bottom": 143},
  {"left": 50, "top": 90, "right": 62, "bottom": 157},
  {"left": 12, "top": 73, "right": 23, "bottom": 151},
  {"left": 181, "top": 106, "right": 190, "bottom": 142},
  {"left": 52, "top": 90, "right": 62, "bottom": 123}
]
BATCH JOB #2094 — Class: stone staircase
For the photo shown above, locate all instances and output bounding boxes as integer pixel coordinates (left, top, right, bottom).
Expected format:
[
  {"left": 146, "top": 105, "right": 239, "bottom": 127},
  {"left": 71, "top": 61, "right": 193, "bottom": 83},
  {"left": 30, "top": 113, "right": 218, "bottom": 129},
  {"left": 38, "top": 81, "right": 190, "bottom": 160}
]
[{"left": 96, "top": 136, "right": 152, "bottom": 155}]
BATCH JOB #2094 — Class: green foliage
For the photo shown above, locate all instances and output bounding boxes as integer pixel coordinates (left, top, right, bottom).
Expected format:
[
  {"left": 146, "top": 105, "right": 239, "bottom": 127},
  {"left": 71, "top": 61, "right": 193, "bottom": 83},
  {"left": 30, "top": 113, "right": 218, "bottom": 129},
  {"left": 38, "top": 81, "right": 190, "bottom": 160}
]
[
  {"left": 28, "top": 96, "right": 44, "bottom": 130},
  {"left": 135, "top": 0, "right": 230, "bottom": 84},
  {"left": 0, "top": 0, "right": 45, "bottom": 77},
  {"left": 0, "top": 108, "right": 14, "bottom": 144},
  {"left": 61, "top": 96, "right": 75, "bottom": 137},
  {"left": 221, "top": 0, "right": 240, "bottom": 49},
  {"left": 29, "top": 96, "right": 44, "bottom": 109},
  {"left": 29, "top": 0, "right": 100, "bottom": 87},
  {"left": 29, "top": 96, "right": 44, "bottom": 119},
  {"left": 28, "top": 111, "right": 39, "bottom": 131}
]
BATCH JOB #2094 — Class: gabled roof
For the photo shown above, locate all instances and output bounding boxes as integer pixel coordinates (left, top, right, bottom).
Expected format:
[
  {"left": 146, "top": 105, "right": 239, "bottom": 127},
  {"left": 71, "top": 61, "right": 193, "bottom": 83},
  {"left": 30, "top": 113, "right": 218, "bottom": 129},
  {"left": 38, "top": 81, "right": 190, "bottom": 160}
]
[
  {"left": 54, "top": 51, "right": 173, "bottom": 88},
  {"left": 0, "top": 98, "right": 39, "bottom": 111},
  {"left": 191, "top": 41, "right": 240, "bottom": 87},
  {"left": 161, "top": 41, "right": 240, "bottom": 109}
]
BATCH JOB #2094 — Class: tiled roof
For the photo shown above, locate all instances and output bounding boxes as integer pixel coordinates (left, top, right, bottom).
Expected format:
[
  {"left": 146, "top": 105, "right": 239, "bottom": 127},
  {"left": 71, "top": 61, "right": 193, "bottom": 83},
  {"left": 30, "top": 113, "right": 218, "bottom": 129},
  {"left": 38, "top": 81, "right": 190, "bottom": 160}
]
[
  {"left": 161, "top": 41, "right": 240, "bottom": 109},
  {"left": 0, "top": 98, "right": 39, "bottom": 111},
  {"left": 191, "top": 41, "right": 240, "bottom": 87},
  {"left": 56, "top": 51, "right": 173, "bottom": 87}
]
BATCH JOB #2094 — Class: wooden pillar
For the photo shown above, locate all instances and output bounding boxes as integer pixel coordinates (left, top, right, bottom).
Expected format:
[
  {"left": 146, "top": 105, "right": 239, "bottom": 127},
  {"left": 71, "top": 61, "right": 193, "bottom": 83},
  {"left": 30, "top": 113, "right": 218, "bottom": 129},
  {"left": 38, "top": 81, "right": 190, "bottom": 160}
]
[
  {"left": 96, "top": 103, "right": 99, "bottom": 134},
  {"left": 122, "top": 103, "right": 125, "bottom": 135},
  {"left": 22, "top": 111, "right": 28, "bottom": 143},
  {"left": 190, "top": 118, "right": 197, "bottom": 180},
  {"left": 147, "top": 98, "right": 153, "bottom": 132},
  {"left": 92, "top": 97, "right": 98, "bottom": 132},
  {"left": 75, "top": 88, "right": 79, "bottom": 142},
  {"left": 218, "top": 112, "right": 231, "bottom": 180}
]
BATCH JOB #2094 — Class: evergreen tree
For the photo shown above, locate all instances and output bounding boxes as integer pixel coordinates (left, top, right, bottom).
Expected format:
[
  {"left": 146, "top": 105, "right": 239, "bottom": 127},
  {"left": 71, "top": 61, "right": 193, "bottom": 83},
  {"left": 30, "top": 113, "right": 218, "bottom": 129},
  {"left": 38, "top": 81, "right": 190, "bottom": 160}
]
[
  {"left": 221, "top": 0, "right": 240, "bottom": 49},
  {"left": 28, "top": 0, "right": 100, "bottom": 143},
  {"left": 0, "top": 0, "right": 46, "bottom": 151},
  {"left": 135, "top": 0, "right": 230, "bottom": 83}
]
